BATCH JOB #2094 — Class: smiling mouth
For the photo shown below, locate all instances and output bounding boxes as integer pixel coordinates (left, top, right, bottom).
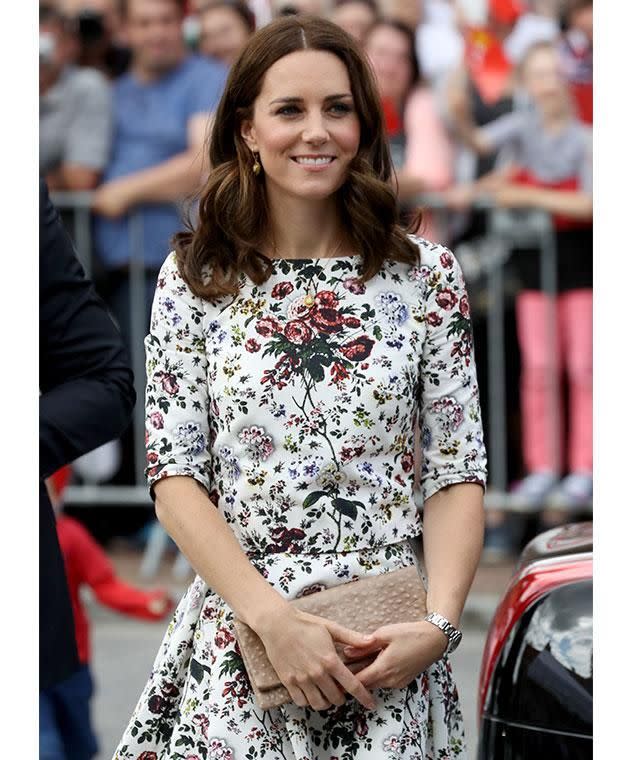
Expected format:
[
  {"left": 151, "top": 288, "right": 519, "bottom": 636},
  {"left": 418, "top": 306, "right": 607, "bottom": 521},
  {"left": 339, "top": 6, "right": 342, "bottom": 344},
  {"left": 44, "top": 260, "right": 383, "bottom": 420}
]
[{"left": 291, "top": 156, "right": 336, "bottom": 166}]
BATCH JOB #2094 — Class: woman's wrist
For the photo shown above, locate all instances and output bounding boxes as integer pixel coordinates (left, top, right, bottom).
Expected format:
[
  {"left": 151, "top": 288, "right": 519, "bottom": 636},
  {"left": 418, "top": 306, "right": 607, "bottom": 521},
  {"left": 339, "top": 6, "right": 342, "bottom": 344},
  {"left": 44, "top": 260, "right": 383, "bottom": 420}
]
[
  {"left": 416, "top": 619, "right": 450, "bottom": 655},
  {"left": 243, "top": 591, "right": 293, "bottom": 635},
  {"left": 425, "top": 598, "right": 463, "bottom": 630}
]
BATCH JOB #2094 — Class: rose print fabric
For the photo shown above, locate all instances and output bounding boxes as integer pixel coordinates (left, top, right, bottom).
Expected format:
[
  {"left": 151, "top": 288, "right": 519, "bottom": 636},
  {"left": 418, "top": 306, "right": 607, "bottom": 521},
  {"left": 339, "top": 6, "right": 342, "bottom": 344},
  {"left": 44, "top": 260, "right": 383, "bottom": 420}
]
[{"left": 113, "top": 236, "right": 487, "bottom": 760}]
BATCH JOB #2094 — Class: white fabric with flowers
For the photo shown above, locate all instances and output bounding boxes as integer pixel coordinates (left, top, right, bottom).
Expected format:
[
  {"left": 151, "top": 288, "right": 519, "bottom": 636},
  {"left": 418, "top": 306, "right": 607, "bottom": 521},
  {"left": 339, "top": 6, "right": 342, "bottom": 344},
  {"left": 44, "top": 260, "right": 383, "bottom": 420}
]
[{"left": 113, "top": 235, "right": 486, "bottom": 760}]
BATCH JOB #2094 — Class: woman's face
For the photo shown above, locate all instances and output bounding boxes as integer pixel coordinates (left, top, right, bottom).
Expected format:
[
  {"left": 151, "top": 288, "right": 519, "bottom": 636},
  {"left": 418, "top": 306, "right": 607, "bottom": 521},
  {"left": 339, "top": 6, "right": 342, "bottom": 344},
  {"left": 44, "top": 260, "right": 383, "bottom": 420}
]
[
  {"left": 364, "top": 25, "right": 413, "bottom": 104},
  {"left": 522, "top": 47, "right": 568, "bottom": 111},
  {"left": 241, "top": 50, "right": 362, "bottom": 205},
  {"left": 330, "top": 2, "right": 377, "bottom": 45},
  {"left": 199, "top": 6, "right": 251, "bottom": 66}
]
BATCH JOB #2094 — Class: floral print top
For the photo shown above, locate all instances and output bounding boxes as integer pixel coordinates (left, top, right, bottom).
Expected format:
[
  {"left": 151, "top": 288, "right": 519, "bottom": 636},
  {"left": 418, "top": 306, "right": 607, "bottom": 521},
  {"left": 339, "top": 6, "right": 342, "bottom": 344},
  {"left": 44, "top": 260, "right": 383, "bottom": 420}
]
[{"left": 145, "top": 236, "right": 487, "bottom": 556}]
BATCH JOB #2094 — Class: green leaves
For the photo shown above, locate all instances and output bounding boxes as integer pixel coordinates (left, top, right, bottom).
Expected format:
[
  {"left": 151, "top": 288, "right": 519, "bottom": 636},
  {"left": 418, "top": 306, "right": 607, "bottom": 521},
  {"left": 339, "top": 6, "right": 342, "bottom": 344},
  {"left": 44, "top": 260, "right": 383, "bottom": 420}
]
[
  {"left": 303, "top": 490, "right": 328, "bottom": 509},
  {"left": 446, "top": 313, "right": 471, "bottom": 339},
  {"left": 189, "top": 658, "right": 212, "bottom": 685},
  {"left": 306, "top": 360, "right": 325, "bottom": 383},
  {"left": 331, "top": 498, "right": 364, "bottom": 521},
  {"left": 218, "top": 650, "right": 244, "bottom": 679}
]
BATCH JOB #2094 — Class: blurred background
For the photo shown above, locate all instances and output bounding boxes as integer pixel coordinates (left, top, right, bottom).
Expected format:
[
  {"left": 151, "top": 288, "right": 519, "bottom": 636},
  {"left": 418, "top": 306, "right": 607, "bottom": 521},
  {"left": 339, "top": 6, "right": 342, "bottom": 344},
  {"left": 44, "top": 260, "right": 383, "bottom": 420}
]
[{"left": 40, "top": 0, "right": 593, "bottom": 756}]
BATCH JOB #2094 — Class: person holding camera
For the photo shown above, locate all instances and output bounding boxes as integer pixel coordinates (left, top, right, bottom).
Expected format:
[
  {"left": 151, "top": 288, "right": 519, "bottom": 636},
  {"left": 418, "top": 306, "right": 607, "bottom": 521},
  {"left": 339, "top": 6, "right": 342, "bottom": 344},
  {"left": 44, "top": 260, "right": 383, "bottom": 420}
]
[
  {"left": 39, "top": 4, "right": 112, "bottom": 191},
  {"left": 57, "top": 0, "right": 133, "bottom": 79}
]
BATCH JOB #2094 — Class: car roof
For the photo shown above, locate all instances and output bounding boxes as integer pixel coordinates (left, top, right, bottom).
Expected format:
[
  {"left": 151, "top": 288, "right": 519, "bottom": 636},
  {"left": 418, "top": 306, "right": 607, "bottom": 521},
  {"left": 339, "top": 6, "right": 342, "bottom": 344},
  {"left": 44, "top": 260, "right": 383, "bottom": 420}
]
[{"left": 517, "top": 521, "right": 593, "bottom": 572}]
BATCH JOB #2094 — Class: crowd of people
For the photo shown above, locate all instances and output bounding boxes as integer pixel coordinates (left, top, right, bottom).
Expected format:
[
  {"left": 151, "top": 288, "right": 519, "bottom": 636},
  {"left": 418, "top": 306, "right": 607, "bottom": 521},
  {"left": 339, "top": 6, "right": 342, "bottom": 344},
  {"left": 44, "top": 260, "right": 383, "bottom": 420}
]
[{"left": 40, "top": 0, "right": 593, "bottom": 561}]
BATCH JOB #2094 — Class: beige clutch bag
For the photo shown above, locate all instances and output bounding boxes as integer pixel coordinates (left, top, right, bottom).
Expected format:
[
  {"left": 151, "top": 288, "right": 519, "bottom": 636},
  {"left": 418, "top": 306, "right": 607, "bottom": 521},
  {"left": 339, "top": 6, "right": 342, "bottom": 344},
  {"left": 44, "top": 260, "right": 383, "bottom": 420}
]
[{"left": 233, "top": 543, "right": 427, "bottom": 711}]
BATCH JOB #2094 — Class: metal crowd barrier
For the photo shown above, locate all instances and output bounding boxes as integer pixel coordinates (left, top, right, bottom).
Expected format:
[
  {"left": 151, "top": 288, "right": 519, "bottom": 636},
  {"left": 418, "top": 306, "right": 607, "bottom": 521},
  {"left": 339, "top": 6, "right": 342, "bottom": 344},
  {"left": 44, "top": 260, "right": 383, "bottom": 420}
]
[
  {"left": 52, "top": 192, "right": 151, "bottom": 508},
  {"left": 50, "top": 191, "right": 588, "bottom": 576}
]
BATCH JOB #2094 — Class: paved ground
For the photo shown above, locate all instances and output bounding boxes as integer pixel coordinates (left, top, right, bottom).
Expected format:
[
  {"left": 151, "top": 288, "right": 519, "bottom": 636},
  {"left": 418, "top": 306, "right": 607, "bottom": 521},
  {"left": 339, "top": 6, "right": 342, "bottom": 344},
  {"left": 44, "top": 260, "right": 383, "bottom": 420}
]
[{"left": 90, "top": 549, "right": 517, "bottom": 759}]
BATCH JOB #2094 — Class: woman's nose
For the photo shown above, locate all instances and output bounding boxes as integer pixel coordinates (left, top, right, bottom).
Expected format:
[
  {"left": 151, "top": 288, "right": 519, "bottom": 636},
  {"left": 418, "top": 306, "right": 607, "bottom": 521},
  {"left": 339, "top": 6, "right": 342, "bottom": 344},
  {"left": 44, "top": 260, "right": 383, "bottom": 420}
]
[{"left": 302, "top": 113, "right": 329, "bottom": 144}]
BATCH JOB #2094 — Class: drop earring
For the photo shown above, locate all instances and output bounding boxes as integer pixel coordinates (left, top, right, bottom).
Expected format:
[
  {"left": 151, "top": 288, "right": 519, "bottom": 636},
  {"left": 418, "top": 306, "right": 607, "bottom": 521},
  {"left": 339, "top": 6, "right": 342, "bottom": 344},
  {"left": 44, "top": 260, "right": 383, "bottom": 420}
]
[{"left": 252, "top": 152, "right": 261, "bottom": 176}]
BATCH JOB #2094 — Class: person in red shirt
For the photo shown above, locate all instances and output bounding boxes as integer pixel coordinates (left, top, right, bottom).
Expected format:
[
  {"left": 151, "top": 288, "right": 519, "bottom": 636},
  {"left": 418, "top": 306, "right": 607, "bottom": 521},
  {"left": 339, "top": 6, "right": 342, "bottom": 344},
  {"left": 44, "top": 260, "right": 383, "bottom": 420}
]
[
  {"left": 40, "top": 466, "right": 174, "bottom": 760},
  {"left": 559, "top": 0, "right": 592, "bottom": 124}
]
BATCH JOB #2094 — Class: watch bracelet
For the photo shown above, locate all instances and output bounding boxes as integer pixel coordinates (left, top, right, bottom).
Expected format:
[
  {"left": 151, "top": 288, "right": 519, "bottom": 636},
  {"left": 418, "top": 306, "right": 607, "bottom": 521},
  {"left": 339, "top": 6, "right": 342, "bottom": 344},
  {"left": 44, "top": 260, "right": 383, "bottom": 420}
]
[{"left": 423, "top": 611, "right": 462, "bottom": 653}]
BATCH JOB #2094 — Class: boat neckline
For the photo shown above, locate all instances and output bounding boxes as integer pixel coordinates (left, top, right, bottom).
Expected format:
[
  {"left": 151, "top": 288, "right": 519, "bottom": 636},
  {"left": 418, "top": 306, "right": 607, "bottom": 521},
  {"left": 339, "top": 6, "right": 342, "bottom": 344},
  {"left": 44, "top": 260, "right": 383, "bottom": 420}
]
[{"left": 261, "top": 253, "right": 363, "bottom": 263}]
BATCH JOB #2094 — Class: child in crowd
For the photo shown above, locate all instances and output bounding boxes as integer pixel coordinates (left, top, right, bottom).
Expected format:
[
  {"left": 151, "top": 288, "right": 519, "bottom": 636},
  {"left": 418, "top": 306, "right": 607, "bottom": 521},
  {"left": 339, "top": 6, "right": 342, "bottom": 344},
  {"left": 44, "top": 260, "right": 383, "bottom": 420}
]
[
  {"left": 446, "top": 39, "right": 592, "bottom": 551},
  {"left": 40, "top": 466, "right": 174, "bottom": 760}
]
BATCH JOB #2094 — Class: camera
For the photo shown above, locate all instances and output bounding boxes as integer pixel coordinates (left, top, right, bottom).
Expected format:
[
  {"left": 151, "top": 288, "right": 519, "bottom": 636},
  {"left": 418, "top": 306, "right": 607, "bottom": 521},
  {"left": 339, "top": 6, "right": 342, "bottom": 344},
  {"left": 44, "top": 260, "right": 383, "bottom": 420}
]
[{"left": 76, "top": 9, "right": 106, "bottom": 44}]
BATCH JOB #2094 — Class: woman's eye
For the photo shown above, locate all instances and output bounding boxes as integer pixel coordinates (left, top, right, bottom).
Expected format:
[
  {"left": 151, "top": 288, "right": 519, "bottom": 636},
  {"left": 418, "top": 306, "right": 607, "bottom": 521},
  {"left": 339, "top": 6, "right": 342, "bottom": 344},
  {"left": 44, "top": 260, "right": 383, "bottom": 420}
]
[
  {"left": 330, "top": 103, "right": 353, "bottom": 115},
  {"left": 277, "top": 105, "right": 300, "bottom": 115}
]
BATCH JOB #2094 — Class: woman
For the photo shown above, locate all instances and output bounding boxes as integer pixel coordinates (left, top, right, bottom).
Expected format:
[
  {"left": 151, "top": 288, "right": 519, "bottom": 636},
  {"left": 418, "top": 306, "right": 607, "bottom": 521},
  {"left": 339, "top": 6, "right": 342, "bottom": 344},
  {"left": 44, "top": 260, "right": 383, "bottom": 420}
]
[
  {"left": 198, "top": 0, "right": 256, "bottom": 67},
  {"left": 364, "top": 18, "right": 455, "bottom": 241},
  {"left": 114, "top": 15, "right": 486, "bottom": 760},
  {"left": 447, "top": 40, "right": 592, "bottom": 520}
]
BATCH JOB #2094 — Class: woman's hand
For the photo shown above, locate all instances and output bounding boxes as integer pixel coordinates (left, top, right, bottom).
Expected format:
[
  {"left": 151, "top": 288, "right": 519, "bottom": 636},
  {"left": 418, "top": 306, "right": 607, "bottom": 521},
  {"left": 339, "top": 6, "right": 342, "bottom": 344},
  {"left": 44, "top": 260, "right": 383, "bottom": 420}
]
[
  {"left": 255, "top": 607, "right": 378, "bottom": 712},
  {"left": 342, "top": 621, "right": 449, "bottom": 691}
]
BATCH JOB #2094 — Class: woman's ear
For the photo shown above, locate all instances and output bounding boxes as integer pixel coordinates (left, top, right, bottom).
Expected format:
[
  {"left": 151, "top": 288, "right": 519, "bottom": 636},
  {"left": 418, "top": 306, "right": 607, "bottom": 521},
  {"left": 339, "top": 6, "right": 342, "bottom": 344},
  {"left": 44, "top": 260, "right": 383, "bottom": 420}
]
[{"left": 240, "top": 119, "right": 258, "bottom": 153}]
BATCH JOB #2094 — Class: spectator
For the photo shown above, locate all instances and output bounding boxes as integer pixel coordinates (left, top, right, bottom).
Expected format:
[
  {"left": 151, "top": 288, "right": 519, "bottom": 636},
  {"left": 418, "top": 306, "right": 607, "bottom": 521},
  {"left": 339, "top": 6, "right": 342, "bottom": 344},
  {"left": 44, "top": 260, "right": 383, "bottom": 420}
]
[
  {"left": 40, "top": 3, "right": 112, "bottom": 190},
  {"left": 270, "top": 0, "right": 327, "bottom": 16},
  {"left": 447, "top": 40, "right": 592, "bottom": 541},
  {"left": 503, "top": 0, "right": 560, "bottom": 65},
  {"left": 329, "top": 0, "right": 378, "bottom": 44},
  {"left": 559, "top": 0, "right": 592, "bottom": 123},
  {"left": 92, "top": 0, "right": 228, "bottom": 351},
  {"left": 191, "top": 0, "right": 272, "bottom": 28},
  {"left": 198, "top": 0, "right": 256, "bottom": 65},
  {"left": 441, "top": 0, "right": 525, "bottom": 249},
  {"left": 40, "top": 467, "right": 174, "bottom": 760},
  {"left": 56, "top": 0, "right": 132, "bottom": 79},
  {"left": 377, "top": 0, "right": 422, "bottom": 30},
  {"left": 364, "top": 18, "right": 454, "bottom": 240},
  {"left": 415, "top": 0, "right": 464, "bottom": 89}
]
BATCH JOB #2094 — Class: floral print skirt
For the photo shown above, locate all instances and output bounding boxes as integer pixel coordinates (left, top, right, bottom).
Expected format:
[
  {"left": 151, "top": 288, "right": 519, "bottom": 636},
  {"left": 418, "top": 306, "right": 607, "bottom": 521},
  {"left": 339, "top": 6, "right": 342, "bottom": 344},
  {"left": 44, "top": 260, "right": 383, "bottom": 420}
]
[{"left": 112, "top": 539, "right": 467, "bottom": 760}]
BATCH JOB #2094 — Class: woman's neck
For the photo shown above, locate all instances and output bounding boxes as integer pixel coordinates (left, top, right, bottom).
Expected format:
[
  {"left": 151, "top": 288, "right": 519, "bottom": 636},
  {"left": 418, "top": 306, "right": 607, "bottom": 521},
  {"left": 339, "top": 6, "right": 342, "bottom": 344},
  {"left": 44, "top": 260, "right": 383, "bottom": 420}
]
[{"left": 264, "top": 191, "right": 347, "bottom": 259}]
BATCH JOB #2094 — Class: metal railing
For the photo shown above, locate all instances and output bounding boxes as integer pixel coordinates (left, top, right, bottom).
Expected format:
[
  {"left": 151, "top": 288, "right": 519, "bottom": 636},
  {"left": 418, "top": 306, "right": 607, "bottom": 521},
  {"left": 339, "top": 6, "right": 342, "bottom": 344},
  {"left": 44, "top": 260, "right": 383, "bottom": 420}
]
[
  {"left": 53, "top": 192, "right": 151, "bottom": 506},
  {"left": 50, "top": 191, "right": 589, "bottom": 574}
]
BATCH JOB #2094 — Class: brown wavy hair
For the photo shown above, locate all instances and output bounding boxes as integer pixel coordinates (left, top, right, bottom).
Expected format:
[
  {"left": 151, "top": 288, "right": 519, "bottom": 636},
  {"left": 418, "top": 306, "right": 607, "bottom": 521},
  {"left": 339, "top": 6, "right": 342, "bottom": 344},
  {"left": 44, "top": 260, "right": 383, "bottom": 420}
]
[{"left": 174, "top": 14, "right": 422, "bottom": 300}]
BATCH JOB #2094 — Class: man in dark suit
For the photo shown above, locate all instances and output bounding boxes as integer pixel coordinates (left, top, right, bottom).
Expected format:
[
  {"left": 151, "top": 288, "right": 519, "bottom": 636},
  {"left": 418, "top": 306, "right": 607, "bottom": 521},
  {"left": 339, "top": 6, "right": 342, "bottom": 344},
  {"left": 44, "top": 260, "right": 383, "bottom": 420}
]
[{"left": 40, "top": 179, "right": 135, "bottom": 691}]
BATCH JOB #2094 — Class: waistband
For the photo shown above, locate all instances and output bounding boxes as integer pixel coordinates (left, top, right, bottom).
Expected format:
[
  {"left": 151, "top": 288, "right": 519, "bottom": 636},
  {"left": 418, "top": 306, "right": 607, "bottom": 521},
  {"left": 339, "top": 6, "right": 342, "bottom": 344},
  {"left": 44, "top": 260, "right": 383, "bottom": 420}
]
[{"left": 243, "top": 533, "right": 424, "bottom": 562}]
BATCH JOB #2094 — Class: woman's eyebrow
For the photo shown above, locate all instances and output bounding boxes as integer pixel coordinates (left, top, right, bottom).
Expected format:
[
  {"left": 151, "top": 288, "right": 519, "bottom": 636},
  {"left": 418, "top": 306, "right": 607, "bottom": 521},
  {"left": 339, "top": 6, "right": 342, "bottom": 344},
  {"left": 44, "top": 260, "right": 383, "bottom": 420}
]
[{"left": 269, "top": 93, "right": 354, "bottom": 105}]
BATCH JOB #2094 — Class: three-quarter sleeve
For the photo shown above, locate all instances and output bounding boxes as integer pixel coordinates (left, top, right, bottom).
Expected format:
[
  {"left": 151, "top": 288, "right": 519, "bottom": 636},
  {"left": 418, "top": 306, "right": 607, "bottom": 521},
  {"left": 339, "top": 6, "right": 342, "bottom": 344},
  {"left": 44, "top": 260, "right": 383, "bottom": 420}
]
[
  {"left": 417, "top": 244, "right": 487, "bottom": 502},
  {"left": 145, "top": 252, "right": 213, "bottom": 496}
]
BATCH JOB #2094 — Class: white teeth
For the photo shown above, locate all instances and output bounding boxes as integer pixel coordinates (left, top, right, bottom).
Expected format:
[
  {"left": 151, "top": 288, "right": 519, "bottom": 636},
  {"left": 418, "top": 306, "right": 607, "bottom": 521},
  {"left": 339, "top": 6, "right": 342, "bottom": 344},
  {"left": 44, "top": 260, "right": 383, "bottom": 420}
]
[{"left": 294, "top": 156, "right": 334, "bottom": 166}]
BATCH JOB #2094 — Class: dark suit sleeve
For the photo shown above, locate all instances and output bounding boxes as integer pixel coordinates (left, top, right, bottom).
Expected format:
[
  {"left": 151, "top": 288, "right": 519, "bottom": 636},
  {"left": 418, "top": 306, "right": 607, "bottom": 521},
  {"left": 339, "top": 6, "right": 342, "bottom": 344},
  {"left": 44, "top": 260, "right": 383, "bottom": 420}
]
[{"left": 39, "top": 180, "right": 136, "bottom": 479}]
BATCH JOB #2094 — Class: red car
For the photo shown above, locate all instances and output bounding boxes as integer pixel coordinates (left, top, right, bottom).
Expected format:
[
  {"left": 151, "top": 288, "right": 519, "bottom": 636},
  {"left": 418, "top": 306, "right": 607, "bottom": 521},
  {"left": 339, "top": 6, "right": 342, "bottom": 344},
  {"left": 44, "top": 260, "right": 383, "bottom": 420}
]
[{"left": 477, "top": 522, "right": 593, "bottom": 757}]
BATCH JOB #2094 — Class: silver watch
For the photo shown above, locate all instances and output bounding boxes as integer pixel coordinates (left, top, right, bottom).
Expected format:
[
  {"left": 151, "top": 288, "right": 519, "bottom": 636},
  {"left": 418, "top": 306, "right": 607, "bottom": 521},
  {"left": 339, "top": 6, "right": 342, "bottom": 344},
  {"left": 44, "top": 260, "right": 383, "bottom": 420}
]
[{"left": 424, "top": 612, "right": 462, "bottom": 654}]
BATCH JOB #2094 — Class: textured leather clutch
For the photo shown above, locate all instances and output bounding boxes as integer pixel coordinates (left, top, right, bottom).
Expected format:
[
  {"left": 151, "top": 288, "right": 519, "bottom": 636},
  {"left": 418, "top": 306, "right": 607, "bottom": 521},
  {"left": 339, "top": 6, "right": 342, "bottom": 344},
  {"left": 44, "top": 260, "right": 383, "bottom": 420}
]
[{"left": 233, "top": 560, "right": 428, "bottom": 710}]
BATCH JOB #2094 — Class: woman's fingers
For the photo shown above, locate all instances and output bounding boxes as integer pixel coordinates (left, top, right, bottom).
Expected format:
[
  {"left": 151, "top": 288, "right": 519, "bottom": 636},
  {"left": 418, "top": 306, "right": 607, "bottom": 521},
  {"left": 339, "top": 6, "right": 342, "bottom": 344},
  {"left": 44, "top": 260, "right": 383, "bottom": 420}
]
[
  {"left": 342, "top": 641, "right": 383, "bottom": 659},
  {"left": 286, "top": 683, "right": 309, "bottom": 708},
  {"left": 300, "top": 679, "right": 331, "bottom": 711},
  {"left": 352, "top": 655, "right": 386, "bottom": 689},
  {"left": 269, "top": 612, "right": 378, "bottom": 709},
  {"left": 330, "top": 660, "right": 377, "bottom": 710},
  {"left": 324, "top": 619, "right": 375, "bottom": 648},
  {"left": 316, "top": 672, "right": 347, "bottom": 707}
]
